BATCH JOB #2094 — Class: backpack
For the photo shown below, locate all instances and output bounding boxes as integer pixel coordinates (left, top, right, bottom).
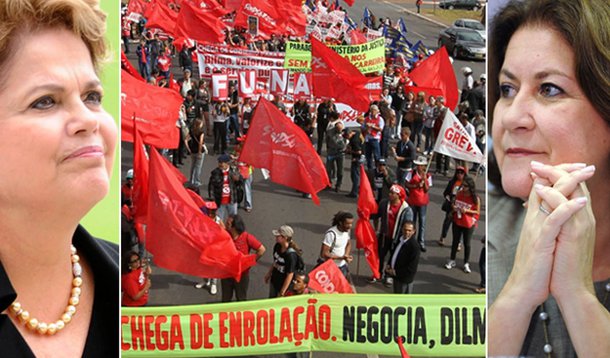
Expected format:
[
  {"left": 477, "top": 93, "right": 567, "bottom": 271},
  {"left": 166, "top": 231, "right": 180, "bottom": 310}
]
[{"left": 286, "top": 248, "right": 305, "bottom": 272}]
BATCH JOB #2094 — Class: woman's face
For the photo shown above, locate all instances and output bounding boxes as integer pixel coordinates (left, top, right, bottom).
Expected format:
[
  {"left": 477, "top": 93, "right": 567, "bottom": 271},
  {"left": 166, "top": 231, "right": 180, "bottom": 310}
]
[
  {"left": 129, "top": 255, "right": 141, "bottom": 271},
  {"left": 0, "top": 28, "right": 117, "bottom": 211},
  {"left": 492, "top": 25, "right": 610, "bottom": 199}
]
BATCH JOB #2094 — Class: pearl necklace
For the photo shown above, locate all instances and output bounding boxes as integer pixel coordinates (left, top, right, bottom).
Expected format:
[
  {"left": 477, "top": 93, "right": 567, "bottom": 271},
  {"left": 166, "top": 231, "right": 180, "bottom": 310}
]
[
  {"left": 9, "top": 245, "right": 82, "bottom": 335},
  {"left": 539, "top": 281, "right": 610, "bottom": 356}
]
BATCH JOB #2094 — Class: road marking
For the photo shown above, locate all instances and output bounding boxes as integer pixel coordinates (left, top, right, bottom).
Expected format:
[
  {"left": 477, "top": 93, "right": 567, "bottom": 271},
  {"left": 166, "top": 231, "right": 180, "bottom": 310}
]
[{"left": 379, "top": 0, "right": 428, "bottom": 39}]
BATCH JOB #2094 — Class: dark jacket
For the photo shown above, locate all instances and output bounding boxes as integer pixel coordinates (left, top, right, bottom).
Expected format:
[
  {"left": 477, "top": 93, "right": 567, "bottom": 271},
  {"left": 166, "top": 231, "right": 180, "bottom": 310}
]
[
  {"left": 374, "top": 199, "right": 414, "bottom": 246},
  {"left": 208, "top": 167, "right": 243, "bottom": 205},
  {"left": 390, "top": 237, "right": 420, "bottom": 283}
]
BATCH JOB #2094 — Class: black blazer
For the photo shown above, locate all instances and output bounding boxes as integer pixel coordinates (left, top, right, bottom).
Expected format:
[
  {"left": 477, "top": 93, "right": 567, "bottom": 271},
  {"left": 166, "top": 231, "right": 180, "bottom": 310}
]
[{"left": 390, "top": 237, "right": 420, "bottom": 284}]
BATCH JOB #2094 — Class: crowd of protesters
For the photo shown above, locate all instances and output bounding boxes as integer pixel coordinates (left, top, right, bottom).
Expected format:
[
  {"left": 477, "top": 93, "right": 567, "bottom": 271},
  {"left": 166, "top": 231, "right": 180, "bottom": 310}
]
[{"left": 120, "top": 0, "right": 486, "bottom": 306}]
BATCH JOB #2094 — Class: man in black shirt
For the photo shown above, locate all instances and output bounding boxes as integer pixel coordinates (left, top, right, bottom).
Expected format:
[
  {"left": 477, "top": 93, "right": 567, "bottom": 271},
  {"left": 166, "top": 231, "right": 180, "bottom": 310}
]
[
  {"left": 346, "top": 128, "right": 365, "bottom": 198},
  {"left": 391, "top": 127, "right": 416, "bottom": 186},
  {"left": 316, "top": 98, "right": 337, "bottom": 154},
  {"left": 227, "top": 83, "right": 241, "bottom": 143}
]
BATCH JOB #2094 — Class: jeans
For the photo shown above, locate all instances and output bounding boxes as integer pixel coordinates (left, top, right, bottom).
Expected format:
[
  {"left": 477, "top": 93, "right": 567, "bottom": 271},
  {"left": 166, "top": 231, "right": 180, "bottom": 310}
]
[
  {"left": 349, "top": 160, "right": 363, "bottom": 196},
  {"left": 189, "top": 153, "right": 205, "bottom": 186},
  {"left": 213, "top": 121, "right": 227, "bottom": 154},
  {"left": 377, "top": 235, "right": 392, "bottom": 279},
  {"left": 478, "top": 245, "right": 486, "bottom": 288},
  {"left": 243, "top": 175, "right": 253, "bottom": 209},
  {"left": 393, "top": 279, "right": 414, "bottom": 294},
  {"left": 412, "top": 205, "right": 427, "bottom": 247},
  {"left": 423, "top": 126, "right": 434, "bottom": 152},
  {"left": 226, "top": 113, "right": 240, "bottom": 142},
  {"left": 365, "top": 139, "right": 380, "bottom": 170},
  {"left": 217, "top": 203, "right": 237, "bottom": 222},
  {"left": 411, "top": 119, "right": 423, "bottom": 148},
  {"left": 450, "top": 224, "right": 475, "bottom": 264},
  {"left": 440, "top": 211, "right": 453, "bottom": 239},
  {"left": 221, "top": 273, "right": 250, "bottom": 302},
  {"left": 326, "top": 154, "right": 344, "bottom": 189},
  {"left": 138, "top": 61, "right": 149, "bottom": 80}
]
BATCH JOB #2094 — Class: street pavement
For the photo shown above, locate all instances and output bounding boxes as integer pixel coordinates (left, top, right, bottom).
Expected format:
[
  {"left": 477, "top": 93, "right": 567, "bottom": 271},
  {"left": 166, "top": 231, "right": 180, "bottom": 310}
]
[{"left": 121, "top": 2, "right": 487, "bottom": 357}]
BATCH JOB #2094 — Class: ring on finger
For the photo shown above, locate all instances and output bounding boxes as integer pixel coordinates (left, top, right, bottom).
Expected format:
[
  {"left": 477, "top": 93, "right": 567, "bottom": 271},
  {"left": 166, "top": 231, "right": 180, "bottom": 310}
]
[{"left": 539, "top": 204, "right": 552, "bottom": 215}]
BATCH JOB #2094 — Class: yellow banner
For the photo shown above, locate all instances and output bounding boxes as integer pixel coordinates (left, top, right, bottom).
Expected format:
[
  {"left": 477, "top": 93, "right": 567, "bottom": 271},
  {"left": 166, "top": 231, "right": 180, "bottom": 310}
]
[
  {"left": 284, "top": 38, "right": 386, "bottom": 74},
  {"left": 122, "top": 294, "right": 485, "bottom": 357}
]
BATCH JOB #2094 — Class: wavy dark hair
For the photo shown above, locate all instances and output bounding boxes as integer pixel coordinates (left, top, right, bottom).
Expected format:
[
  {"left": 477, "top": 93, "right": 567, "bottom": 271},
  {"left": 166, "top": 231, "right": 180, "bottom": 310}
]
[
  {"left": 331, "top": 211, "right": 354, "bottom": 227},
  {"left": 489, "top": 0, "right": 610, "bottom": 191}
]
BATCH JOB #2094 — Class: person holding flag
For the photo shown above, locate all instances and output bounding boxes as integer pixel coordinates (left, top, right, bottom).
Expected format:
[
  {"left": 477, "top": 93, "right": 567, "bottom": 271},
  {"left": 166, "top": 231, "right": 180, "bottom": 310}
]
[
  {"left": 370, "top": 185, "right": 413, "bottom": 286},
  {"left": 207, "top": 154, "right": 244, "bottom": 221}
]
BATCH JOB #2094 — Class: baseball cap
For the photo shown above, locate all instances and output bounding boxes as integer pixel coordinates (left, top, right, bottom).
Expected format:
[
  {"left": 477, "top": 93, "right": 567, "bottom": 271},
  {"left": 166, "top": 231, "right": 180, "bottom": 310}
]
[
  {"left": 272, "top": 225, "right": 294, "bottom": 238},
  {"left": 218, "top": 154, "right": 231, "bottom": 163},
  {"left": 376, "top": 158, "right": 387, "bottom": 166}
]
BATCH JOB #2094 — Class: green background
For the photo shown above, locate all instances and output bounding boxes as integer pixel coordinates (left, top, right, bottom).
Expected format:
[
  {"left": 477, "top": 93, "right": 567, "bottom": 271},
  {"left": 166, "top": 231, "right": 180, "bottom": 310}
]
[{"left": 81, "top": 0, "right": 120, "bottom": 243}]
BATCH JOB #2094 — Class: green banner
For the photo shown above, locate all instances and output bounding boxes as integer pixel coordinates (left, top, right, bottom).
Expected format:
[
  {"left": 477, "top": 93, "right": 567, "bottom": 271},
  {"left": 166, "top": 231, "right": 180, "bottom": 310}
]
[
  {"left": 284, "top": 38, "right": 386, "bottom": 74},
  {"left": 122, "top": 294, "right": 485, "bottom": 357}
]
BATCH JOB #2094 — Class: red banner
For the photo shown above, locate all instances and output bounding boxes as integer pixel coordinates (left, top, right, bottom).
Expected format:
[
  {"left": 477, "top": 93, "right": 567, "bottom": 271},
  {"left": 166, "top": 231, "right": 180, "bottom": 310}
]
[{"left": 308, "top": 259, "right": 354, "bottom": 294}]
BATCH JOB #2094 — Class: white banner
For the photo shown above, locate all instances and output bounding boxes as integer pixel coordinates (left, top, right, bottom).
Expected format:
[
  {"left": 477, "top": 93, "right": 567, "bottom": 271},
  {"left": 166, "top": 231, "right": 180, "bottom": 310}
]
[
  {"left": 335, "top": 103, "right": 363, "bottom": 128},
  {"left": 433, "top": 111, "right": 485, "bottom": 163},
  {"left": 196, "top": 43, "right": 285, "bottom": 80}
]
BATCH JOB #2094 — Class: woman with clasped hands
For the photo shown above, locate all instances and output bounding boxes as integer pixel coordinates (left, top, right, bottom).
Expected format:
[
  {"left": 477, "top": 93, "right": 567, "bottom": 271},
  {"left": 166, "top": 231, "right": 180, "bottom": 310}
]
[
  {"left": 488, "top": 0, "right": 610, "bottom": 356},
  {"left": 0, "top": 0, "right": 118, "bottom": 356}
]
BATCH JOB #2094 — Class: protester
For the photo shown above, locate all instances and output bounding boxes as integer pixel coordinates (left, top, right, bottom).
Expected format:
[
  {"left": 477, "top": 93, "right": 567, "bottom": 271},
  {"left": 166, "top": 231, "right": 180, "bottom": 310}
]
[
  {"left": 207, "top": 154, "right": 243, "bottom": 221},
  {"left": 422, "top": 95, "right": 436, "bottom": 155},
  {"left": 410, "top": 91, "right": 426, "bottom": 150},
  {"left": 121, "top": 169, "right": 134, "bottom": 206},
  {"left": 444, "top": 176, "right": 480, "bottom": 273},
  {"left": 391, "top": 127, "right": 416, "bottom": 186},
  {"left": 318, "top": 211, "right": 354, "bottom": 278},
  {"left": 212, "top": 102, "right": 230, "bottom": 154},
  {"left": 345, "top": 126, "right": 365, "bottom": 198},
  {"left": 325, "top": 116, "right": 347, "bottom": 192},
  {"left": 194, "top": 201, "right": 225, "bottom": 295},
  {"left": 221, "top": 215, "right": 265, "bottom": 302},
  {"left": 475, "top": 236, "right": 485, "bottom": 294},
  {"left": 385, "top": 221, "right": 420, "bottom": 293},
  {"left": 371, "top": 185, "right": 413, "bottom": 286},
  {"left": 241, "top": 97, "right": 254, "bottom": 135},
  {"left": 316, "top": 98, "right": 337, "bottom": 154},
  {"left": 364, "top": 104, "right": 385, "bottom": 170},
  {"left": 187, "top": 118, "right": 206, "bottom": 187},
  {"left": 227, "top": 83, "right": 241, "bottom": 142},
  {"left": 433, "top": 96, "right": 450, "bottom": 175},
  {"left": 438, "top": 167, "right": 467, "bottom": 247},
  {"left": 293, "top": 98, "right": 313, "bottom": 141},
  {"left": 368, "top": 158, "right": 394, "bottom": 204},
  {"left": 405, "top": 156, "right": 432, "bottom": 252},
  {"left": 122, "top": 252, "right": 151, "bottom": 307},
  {"left": 265, "top": 225, "right": 302, "bottom": 298},
  {"left": 284, "top": 271, "right": 311, "bottom": 296}
]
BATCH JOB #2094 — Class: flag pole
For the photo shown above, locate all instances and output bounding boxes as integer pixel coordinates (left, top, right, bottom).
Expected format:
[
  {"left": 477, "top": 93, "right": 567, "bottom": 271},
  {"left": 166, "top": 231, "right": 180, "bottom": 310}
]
[{"left": 356, "top": 248, "right": 361, "bottom": 277}]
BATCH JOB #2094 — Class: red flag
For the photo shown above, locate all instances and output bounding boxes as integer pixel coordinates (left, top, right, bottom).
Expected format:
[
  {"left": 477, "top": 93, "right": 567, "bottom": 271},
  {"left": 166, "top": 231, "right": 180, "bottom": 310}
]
[
  {"left": 168, "top": 72, "right": 181, "bottom": 93},
  {"left": 146, "top": 150, "right": 257, "bottom": 281},
  {"left": 121, "top": 70, "right": 182, "bottom": 148},
  {"left": 234, "top": 0, "right": 285, "bottom": 39},
  {"left": 127, "top": 0, "right": 147, "bottom": 16},
  {"left": 345, "top": 0, "right": 355, "bottom": 5},
  {"left": 121, "top": 51, "right": 144, "bottom": 82},
  {"left": 348, "top": 29, "right": 368, "bottom": 45},
  {"left": 355, "top": 164, "right": 380, "bottom": 279},
  {"left": 308, "top": 259, "right": 354, "bottom": 294},
  {"left": 404, "top": 86, "right": 444, "bottom": 100},
  {"left": 144, "top": 1, "right": 178, "bottom": 35},
  {"left": 238, "top": 98, "right": 330, "bottom": 204},
  {"left": 198, "top": 0, "right": 231, "bottom": 18},
  {"left": 408, "top": 46, "right": 459, "bottom": 111},
  {"left": 310, "top": 37, "right": 371, "bottom": 112},
  {"left": 397, "top": 336, "right": 411, "bottom": 358},
  {"left": 276, "top": 0, "right": 307, "bottom": 37},
  {"left": 174, "top": 1, "right": 227, "bottom": 45},
  {"left": 132, "top": 126, "right": 149, "bottom": 225}
]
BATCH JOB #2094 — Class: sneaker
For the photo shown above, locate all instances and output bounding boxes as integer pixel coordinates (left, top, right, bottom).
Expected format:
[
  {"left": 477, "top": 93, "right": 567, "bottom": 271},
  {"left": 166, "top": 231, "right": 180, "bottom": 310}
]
[
  {"left": 445, "top": 260, "right": 456, "bottom": 270},
  {"left": 367, "top": 277, "right": 379, "bottom": 283},
  {"left": 463, "top": 263, "right": 471, "bottom": 273},
  {"left": 384, "top": 277, "right": 393, "bottom": 287},
  {"left": 194, "top": 282, "right": 205, "bottom": 289},
  {"left": 210, "top": 283, "right": 218, "bottom": 295}
]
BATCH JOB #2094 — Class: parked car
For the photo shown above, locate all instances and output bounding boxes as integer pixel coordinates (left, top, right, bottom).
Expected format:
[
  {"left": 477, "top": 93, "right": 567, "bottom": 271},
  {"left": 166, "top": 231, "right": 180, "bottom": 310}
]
[
  {"left": 439, "top": 0, "right": 482, "bottom": 11},
  {"left": 453, "top": 18, "right": 486, "bottom": 40},
  {"left": 438, "top": 27, "right": 485, "bottom": 60}
]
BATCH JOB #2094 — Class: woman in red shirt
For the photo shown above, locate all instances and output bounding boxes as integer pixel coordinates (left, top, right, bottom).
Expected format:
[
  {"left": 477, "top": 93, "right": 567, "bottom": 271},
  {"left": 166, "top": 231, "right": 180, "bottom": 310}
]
[
  {"left": 122, "top": 252, "right": 152, "bottom": 307},
  {"left": 444, "top": 176, "right": 480, "bottom": 274}
]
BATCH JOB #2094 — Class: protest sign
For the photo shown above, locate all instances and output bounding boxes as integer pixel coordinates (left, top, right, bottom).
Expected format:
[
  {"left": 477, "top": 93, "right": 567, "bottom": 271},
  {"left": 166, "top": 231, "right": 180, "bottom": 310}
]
[
  {"left": 285, "top": 38, "right": 386, "bottom": 74},
  {"left": 122, "top": 294, "right": 485, "bottom": 357}
]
